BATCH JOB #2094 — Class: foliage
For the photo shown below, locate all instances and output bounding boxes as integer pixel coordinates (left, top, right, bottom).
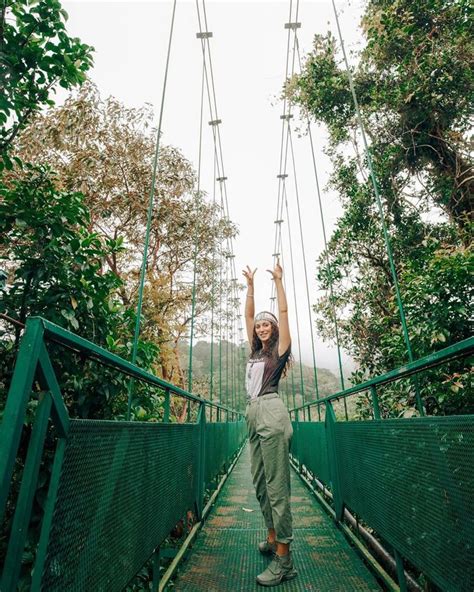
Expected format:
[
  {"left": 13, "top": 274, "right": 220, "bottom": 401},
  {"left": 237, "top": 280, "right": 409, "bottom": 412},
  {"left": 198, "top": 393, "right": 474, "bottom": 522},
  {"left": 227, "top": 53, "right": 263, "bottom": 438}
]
[
  {"left": 286, "top": 0, "right": 473, "bottom": 415},
  {"left": 12, "top": 81, "right": 238, "bottom": 385},
  {"left": 0, "top": 0, "right": 94, "bottom": 162},
  {"left": 0, "top": 165, "right": 161, "bottom": 419}
]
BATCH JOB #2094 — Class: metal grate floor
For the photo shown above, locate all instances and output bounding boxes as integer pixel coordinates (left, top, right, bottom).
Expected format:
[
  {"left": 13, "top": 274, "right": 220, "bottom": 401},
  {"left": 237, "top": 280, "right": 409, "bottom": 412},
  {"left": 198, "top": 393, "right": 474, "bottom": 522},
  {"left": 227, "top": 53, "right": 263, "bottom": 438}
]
[{"left": 172, "top": 444, "right": 382, "bottom": 591}]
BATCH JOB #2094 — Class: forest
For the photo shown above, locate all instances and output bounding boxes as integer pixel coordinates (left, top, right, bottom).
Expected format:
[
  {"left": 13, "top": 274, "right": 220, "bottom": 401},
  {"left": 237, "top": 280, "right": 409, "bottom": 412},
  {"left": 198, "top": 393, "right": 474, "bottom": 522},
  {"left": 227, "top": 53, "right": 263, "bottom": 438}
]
[{"left": 0, "top": 0, "right": 472, "bottom": 590}]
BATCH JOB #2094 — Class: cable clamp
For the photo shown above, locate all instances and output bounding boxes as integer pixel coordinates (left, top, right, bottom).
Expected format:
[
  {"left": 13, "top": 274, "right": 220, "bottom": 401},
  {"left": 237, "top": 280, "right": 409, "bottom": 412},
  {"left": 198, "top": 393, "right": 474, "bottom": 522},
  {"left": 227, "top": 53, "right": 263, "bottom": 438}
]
[
  {"left": 209, "top": 119, "right": 221, "bottom": 126},
  {"left": 196, "top": 32, "right": 213, "bottom": 38},
  {"left": 277, "top": 174, "right": 288, "bottom": 179},
  {"left": 274, "top": 219, "right": 284, "bottom": 224},
  {"left": 284, "top": 22, "right": 301, "bottom": 30},
  {"left": 280, "top": 114, "right": 293, "bottom": 120},
  {"left": 216, "top": 176, "right": 228, "bottom": 182}
]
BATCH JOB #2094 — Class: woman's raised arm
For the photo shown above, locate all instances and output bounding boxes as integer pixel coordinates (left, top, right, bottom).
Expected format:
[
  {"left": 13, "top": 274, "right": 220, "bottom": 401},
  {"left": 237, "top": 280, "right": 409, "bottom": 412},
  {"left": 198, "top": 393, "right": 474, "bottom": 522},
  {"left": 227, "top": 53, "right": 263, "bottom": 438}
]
[
  {"left": 267, "top": 261, "right": 291, "bottom": 356},
  {"left": 242, "top": 265, "right": 257, "bottom": 345}
]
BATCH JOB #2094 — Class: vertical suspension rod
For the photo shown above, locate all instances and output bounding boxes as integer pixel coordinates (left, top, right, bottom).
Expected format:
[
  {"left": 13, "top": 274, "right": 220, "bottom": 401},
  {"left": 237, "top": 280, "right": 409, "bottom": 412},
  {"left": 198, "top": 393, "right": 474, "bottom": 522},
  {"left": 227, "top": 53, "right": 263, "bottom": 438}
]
[
  {"left": 294, "top": 34, "right": 346, "bottom": 395},
  {"left": 287, "top": 125, "right": 321, "bottom": 406},
  {"left": 127, "top": 0, "right": 177, "bottom": 420},
  {"left": 330, "top": 0, "right": 414, "bottom": 364},
  {"left": 188, "top": 57, "right": 206, "bottom": 393}
]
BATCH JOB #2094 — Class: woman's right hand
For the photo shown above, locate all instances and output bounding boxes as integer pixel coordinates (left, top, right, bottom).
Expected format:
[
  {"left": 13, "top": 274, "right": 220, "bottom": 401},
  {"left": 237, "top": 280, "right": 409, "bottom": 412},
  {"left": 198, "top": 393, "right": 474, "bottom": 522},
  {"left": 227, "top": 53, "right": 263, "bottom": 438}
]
[{"left": 242, "top": 265, "right": 257, "bottom": 287}]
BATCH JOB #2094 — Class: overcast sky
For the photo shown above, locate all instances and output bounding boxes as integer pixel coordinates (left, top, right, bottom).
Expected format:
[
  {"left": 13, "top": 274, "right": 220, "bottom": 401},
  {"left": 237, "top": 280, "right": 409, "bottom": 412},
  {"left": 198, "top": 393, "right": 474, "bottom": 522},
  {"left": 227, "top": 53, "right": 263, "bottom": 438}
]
[{"left": 61, "top": 0, "right": 364, "bottom": 373}]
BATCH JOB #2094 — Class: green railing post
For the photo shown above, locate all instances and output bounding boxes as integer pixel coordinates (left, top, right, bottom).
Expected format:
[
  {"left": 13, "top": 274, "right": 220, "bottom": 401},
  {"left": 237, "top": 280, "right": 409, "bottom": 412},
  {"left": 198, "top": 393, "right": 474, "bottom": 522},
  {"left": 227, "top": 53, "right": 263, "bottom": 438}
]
[
  {"left": 31, "top": 438, "right": 67, "bottom": 592},
  {"left": 196, "top": 403, "right": 206, "bottom": 519},
  {"left": 152, "top": 547, "right": 161, "bottom": 590},
  {"left": 1, "top": 393, "right": 52, "bottom": 591},
  {"left": 163, "top": 388, "right": 170, "bottom": 422},
  {"left": 326, "top": 401, "right": 344, "bottom": 521},
  {"left": 0, "top": 317, "right": 44, "bottom": 525},
  {"left": 187, "top": 399, "right": 191, "bottom": 422},
  {"left": 394, "top": 549, "right": 408, "bottom": 592},
  {"left": 370, "top": 386, "right": 381, "bottom": 420},
  {"left": 38, "top": 347, "right": 70, "bottom": 437}
]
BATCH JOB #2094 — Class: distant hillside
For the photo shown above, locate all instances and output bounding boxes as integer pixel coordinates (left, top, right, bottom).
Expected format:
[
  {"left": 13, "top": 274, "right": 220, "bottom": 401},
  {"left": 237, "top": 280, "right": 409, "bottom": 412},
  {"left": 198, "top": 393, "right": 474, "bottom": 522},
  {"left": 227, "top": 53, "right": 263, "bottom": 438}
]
[{"left": 180, "top": 340, "right": 341, "bottom": 409}]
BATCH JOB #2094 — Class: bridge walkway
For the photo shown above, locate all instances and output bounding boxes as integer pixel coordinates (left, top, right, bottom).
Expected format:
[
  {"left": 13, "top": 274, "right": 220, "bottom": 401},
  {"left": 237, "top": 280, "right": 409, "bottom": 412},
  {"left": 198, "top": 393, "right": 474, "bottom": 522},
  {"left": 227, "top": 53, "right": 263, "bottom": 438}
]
[{"left": 173, "top": 443, "right": 382, "bottom": 591}]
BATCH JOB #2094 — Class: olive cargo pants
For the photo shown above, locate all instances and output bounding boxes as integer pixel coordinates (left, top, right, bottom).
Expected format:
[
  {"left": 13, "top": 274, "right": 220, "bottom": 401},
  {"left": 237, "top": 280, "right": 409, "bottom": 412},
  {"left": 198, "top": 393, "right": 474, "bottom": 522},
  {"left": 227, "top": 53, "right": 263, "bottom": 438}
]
[{"left": 246, "top": 393, "right": 293, "bottom": 544}]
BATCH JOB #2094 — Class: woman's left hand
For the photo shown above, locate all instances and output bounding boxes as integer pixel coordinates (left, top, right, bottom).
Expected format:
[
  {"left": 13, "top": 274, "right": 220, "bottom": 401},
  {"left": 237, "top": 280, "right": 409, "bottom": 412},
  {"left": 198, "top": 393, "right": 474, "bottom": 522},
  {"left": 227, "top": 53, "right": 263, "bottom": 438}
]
[{"left": 267, "top": 260, "right": 283, "bottom": 281}]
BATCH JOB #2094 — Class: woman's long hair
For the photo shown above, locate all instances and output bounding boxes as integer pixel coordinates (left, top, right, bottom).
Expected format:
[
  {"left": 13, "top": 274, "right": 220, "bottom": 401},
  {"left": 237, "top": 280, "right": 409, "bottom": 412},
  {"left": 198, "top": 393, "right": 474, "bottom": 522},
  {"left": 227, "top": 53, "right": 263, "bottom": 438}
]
[{"left": 250, "top": 323, "right": 292, "bottom": 377}]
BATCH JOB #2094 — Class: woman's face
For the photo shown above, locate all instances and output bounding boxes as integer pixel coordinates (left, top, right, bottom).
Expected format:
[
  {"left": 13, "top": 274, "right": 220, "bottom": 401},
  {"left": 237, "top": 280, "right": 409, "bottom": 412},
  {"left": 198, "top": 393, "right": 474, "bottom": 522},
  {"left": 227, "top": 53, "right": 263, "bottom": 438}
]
[{"left": 255, "top": 320, "right": 273, "bottom": 343}]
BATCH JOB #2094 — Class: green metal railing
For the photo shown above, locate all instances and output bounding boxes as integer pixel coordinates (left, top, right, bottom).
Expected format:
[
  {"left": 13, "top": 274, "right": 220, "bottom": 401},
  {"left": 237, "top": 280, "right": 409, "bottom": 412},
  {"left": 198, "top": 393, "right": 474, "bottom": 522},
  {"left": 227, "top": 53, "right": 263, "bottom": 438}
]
[
  {"left": 289, "top": 337, "right": 474, "bottom": 592},
  {"left": 0, "top": 316, "right": 247, "bottom": 592}
]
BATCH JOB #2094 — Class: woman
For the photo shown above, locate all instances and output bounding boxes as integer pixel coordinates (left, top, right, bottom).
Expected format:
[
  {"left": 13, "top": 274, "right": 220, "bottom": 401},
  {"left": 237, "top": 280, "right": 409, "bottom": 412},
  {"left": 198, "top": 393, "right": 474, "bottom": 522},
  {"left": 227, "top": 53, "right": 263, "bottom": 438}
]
[{"left": 242, "top": 261, "right": 297, "bottom": 587}]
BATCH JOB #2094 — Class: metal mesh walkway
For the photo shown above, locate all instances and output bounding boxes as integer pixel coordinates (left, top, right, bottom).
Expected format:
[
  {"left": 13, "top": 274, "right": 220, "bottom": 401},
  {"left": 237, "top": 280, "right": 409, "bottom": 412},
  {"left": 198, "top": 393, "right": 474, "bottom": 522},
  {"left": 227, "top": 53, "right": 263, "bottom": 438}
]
[{"left": 173, "top": 444, "right": 382, "bottom": 591}]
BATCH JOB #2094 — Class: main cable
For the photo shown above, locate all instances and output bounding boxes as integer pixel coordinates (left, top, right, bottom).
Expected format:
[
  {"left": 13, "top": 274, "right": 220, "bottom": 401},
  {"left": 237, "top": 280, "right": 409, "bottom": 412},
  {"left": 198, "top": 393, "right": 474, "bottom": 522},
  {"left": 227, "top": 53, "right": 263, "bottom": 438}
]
[
  {"left": 286, "top": 123, "right": 324, "bottom": 417},
  {"left": 331, "top": 0, "right": 423, "bottom": 415},
  {"left": 127, "top": 0, "right": 177, "bottom": 420},
  {"left": 295, "top": 33, "right": 346, "bottom": 393},
  {"left": 196, "top": 0, "right": 244, "bottom": 412},
  {"left": 187, "top": 55, "right": 206, "bottom": 393}
]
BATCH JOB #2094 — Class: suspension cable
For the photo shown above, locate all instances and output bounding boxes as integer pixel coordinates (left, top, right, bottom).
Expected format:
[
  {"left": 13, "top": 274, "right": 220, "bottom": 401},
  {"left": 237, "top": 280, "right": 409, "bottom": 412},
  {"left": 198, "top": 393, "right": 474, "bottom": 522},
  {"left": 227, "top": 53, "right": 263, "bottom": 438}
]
[
  {"left": 330, "top": 3, "right": 413, "bottom": 360},
  {"left": 127, "top": 0, "right": 177, "bottom": 420},
  {"left": 272, "top": 0, "right": 310, "bottom": 411},
  {"left": 287, "top": 123, "right": 320, "bottom": 406},
  {"left": 282, "top": 179, "right": 306, "bottom": 404},
  {"left": 270, "top": 0, "right": 294, "bottom": 311},
  {"left": 209, "top": 153, "right": 217, "bottom": 406},
  {"left": 187, "top": 54, "right": 206, "bottom": 393},
  {"left": 331, "top": 0, "right": 423, "bottom": 415},
  {"left": 196, "top": 0, "right": 244, "bottom": 412},
  {"left": 296, "top": 30, "right": 346, "bottom": 391}
]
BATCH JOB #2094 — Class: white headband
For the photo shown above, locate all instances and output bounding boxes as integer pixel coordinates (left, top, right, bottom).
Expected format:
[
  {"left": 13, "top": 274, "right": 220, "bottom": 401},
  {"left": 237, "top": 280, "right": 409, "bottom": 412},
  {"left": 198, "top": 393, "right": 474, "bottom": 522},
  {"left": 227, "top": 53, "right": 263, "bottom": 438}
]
[{"left": 254, "top": 311, "right": 278, "bottom": 325}]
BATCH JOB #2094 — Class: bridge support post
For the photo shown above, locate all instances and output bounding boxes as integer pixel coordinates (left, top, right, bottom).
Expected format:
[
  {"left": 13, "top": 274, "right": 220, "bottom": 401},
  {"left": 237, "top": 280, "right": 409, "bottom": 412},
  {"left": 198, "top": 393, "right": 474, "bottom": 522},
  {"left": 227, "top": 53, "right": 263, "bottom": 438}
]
[
  {"left": 370, "top": 385, "right": 381, "bottom": 420},
  {"left": 195, "top": 403, "right": 206, "bottom": 519},
  {"left": 326, "top": 401, "right": 344, "bottom": 521},
  {"left": 163, "top": 388, "right": 170, "bottom": 422},
  {"left": 152, "top": 547, "right": 161, "bottom": 590},
  {"left": 393, "top": 549, "right": 408, "bottom": 592},
  {"left": 0, "top": 318, "right": 44, "bottom": 525}
]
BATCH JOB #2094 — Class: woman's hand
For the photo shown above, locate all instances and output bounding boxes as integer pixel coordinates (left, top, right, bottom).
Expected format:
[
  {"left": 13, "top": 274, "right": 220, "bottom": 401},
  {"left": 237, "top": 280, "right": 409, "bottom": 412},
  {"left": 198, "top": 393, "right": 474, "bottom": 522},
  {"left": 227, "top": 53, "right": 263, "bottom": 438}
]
[
  {"left": 267, "top": 260, "right": 283, "bottom": 281},
  {"left": 242, "top": 265, "right": 257, "bottom": 287}
]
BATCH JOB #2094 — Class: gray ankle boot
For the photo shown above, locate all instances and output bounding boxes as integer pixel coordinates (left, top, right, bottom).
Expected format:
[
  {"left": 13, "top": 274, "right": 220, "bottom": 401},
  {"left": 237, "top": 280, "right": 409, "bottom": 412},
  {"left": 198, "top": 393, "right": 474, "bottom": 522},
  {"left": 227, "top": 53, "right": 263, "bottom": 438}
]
[{"left": 256, "top": 553, "right": 297, "bottom": 587}]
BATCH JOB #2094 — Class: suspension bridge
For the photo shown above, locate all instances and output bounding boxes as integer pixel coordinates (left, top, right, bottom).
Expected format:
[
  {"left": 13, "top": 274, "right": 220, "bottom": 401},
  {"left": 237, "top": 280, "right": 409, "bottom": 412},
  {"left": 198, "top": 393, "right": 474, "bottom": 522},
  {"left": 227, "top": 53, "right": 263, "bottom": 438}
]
[{"left": 0, "top": 1, "right": 472, "bottom": 591}]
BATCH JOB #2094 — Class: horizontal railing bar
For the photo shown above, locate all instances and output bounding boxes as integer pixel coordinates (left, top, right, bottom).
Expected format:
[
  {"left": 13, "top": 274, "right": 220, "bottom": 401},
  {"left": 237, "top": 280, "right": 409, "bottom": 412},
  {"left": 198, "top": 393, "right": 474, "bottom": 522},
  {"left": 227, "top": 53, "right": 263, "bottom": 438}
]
[
  {"left": 30, "top": 317, "right": 239, "bottom": 415},
  {"left": 291, "top": 336, "right": 474, "bottom": 413}
]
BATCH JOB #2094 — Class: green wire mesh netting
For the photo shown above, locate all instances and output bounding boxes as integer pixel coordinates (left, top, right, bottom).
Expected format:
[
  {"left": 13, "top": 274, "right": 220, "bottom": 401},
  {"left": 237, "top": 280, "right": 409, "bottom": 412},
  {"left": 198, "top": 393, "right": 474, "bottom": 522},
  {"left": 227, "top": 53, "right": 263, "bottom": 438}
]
[
  {"left": 291, "top": 421, "right": 330, "bottom": 486},
  {"left": 334, "top": 416, "right": 474, "bottom": 592},
  {"left": 39, "top": 420, "right": 200, "bottom": 591},
  {"left": 204, "top": 421, "right": 247, "bottom": 487}
]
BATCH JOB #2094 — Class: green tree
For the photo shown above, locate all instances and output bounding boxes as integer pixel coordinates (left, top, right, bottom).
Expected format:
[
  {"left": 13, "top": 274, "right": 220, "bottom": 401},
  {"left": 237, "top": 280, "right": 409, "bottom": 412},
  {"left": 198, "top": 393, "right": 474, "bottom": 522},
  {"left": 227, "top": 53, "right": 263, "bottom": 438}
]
[
  {"left": 0, "top": 0, "right": 94, "bottom": 162},
  {"left": 13, "top": 82, "right": 237, "bottom": 385},
  {"left": 287, "top": 0, "right": 473, "bottom": 415},
  {"left": 0, "top": 165, "right": 159, "bottom": 419}
]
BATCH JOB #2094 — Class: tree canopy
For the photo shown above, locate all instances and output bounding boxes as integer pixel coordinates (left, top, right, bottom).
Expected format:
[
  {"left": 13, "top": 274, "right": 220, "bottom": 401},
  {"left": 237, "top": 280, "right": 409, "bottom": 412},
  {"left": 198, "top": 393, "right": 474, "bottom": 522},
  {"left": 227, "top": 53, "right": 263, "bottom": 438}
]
[
  {"left": 0, "top": 0, "right": 94, "bottom": 162},
  {"left": 287, "top": 0, "right": 473, "bottom": 415},
  {"left": 11, "top": 81, "right": 237, "bottom": 384}
]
